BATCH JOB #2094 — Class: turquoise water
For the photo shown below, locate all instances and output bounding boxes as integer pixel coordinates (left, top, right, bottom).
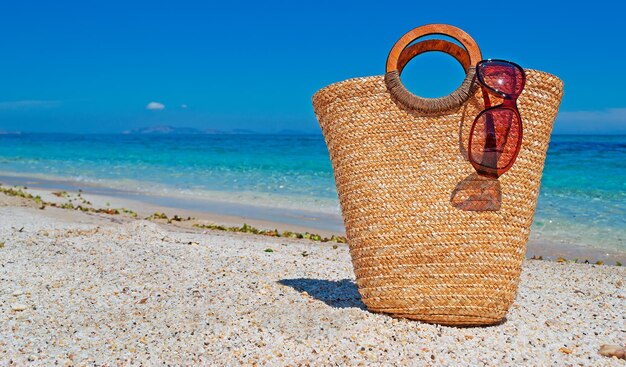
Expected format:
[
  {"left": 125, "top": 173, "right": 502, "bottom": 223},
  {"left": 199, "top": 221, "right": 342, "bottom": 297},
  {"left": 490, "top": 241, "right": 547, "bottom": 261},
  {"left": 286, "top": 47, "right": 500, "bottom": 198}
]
[
  {"left": 532, "top": 135, "right": 625, "bottom": 251},
  {"left": 0, "top": 133, "right": 624, "bottom": 252},
  {"left": 0, "top": 134, "right": 338, "bottom": 211}
]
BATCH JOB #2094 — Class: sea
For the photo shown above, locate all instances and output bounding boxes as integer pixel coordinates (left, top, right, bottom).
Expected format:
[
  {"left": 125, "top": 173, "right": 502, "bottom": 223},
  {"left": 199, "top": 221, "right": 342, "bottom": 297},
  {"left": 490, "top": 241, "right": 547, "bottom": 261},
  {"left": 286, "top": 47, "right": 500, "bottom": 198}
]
[{"left": 0, "top": 133, "right": 624, "bottom": 254}]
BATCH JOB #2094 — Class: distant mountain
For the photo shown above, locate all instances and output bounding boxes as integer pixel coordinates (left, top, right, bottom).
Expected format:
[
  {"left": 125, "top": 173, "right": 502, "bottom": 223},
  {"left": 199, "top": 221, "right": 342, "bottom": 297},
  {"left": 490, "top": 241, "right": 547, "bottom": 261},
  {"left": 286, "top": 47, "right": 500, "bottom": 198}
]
[
  {"left": 203, "top": 129, "right": 223, "bottom": 134},
  {"left": 229, "top": 129, "right": 256, "bottom": 134},
  {"left": 276, "top": 129, "right": 314, "bottom": 135},
  {"left": 121, "top": 125, "right": 318, "bottom": 135},
  {"left": 123, "top": 125, "right": 203, "bottom": 135},
  {"left": 0, "top": 130, "right": 22, "bottom": 135}
]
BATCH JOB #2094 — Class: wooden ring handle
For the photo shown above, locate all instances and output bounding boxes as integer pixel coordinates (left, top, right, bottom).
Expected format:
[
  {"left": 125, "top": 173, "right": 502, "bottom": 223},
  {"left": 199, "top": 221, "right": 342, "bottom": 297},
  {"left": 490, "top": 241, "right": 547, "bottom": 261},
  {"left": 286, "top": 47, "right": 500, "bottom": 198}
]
[
  {"left": 386, "top": 24, "right": 482, "bottom": 73},
  {"left": 384, "top": 24, "right": 481, "bottom": 114},
  {"left": 396, "top": 39, "right": 472, "bottom": 74}
]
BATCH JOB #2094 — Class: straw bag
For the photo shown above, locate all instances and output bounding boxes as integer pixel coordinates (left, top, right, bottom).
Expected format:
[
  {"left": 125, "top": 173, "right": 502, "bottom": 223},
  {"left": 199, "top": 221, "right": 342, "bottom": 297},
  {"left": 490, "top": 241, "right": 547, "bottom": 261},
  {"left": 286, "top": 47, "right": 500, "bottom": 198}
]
[{"left": 312, "top": 24, "right": 563, "bottom": 325}]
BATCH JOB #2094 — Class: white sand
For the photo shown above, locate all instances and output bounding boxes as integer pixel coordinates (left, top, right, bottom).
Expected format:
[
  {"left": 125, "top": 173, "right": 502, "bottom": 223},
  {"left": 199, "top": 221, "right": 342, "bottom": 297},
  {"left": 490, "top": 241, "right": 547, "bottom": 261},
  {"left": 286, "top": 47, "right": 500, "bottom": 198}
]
[{"left": 1, "top": 203, "right": 624, "bottom": 365}]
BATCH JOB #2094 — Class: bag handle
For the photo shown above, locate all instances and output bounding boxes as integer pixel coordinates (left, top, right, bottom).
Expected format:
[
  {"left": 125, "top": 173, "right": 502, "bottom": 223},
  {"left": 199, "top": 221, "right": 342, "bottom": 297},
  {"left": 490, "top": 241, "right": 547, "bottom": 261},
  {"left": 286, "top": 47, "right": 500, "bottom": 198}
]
[
  {"left": 384, "top": 24, "right": 482, "bottom": 114},
  {"left": 397, "top": 39, "right": 472, "bottom": 74}
]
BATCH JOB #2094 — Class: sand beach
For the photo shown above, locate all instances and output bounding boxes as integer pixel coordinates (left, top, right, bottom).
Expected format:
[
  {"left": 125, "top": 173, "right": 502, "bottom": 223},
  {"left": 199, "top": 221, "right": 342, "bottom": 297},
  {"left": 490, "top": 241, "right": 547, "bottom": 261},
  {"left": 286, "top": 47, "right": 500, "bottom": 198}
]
[{"left": 1, "top": 186, "right": 624, "bottom": 365}]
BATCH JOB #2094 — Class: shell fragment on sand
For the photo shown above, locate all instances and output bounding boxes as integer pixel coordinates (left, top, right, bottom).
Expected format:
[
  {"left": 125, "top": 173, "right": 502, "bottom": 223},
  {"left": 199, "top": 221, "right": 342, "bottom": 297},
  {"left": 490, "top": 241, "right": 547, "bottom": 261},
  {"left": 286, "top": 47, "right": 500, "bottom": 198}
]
[
  {"left": 599, "top": 344, "right": 626, "bottom": 360},
  {"left": 11, "top": 303, "right": 28, "bottom": 311}
]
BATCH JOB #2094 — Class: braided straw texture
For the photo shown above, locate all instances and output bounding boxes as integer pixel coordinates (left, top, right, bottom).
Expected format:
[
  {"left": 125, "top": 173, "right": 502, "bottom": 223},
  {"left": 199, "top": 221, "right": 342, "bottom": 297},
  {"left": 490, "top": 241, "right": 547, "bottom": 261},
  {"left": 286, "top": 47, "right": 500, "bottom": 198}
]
[{"left": 312, "top": 70, "right": 564, "bottom": 325}]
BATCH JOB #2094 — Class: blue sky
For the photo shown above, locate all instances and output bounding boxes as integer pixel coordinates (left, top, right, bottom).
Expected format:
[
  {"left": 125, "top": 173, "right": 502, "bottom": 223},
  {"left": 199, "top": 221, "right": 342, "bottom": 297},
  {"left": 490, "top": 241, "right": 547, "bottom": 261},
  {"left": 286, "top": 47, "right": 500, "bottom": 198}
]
[{"left": 0, "top": 0, "right": 625, "bottom": 134}]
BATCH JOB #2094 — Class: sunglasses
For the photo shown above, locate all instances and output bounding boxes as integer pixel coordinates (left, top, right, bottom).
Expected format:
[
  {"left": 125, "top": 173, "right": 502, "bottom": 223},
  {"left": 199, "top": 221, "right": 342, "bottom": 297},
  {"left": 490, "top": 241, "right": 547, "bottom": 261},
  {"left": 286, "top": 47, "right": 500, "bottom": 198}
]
[{"left": 468, "top": 59, "right": 526, "bottom": 178}]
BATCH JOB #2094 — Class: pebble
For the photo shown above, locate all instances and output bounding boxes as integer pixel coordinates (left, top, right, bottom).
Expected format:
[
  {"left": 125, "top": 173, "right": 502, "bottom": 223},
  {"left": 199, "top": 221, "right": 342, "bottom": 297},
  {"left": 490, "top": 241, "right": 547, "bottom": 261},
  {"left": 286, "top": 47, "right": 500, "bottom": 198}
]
[
  {"left": 11, "top": 303, "right": 28, "bottom": 311},
  {"left": 599, "top": 345, "right": 626, "bottom": 360}
]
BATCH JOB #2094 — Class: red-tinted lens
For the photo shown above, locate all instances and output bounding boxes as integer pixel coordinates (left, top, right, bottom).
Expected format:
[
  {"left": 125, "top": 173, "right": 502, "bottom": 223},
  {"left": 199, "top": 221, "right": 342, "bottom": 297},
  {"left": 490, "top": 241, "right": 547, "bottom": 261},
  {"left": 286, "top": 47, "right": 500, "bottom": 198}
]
[
  {"left": 469, "top": 107, "right": 522, "bottom": 176},
  {"left": 477, "top": 60, "right": 525, "bottom": 98}
]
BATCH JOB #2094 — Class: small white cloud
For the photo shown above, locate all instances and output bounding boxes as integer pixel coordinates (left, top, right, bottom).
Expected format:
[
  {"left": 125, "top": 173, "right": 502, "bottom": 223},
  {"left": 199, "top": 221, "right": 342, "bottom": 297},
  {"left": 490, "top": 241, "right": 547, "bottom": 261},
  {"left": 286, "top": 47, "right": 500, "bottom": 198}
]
[
  {"left": 146, "top": 101, "right": 165, "bottom": 110},
  {"left": 181, "top": 104, "right": 188, "bottom": 109}
]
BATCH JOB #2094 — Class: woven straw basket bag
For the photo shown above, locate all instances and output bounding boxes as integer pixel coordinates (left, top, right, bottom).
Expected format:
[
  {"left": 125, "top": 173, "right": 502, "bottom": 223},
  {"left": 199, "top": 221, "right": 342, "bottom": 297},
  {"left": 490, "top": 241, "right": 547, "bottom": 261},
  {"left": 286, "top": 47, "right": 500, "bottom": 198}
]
[{"left": 312, "top": 24, "right": 564, "bottom": 326}]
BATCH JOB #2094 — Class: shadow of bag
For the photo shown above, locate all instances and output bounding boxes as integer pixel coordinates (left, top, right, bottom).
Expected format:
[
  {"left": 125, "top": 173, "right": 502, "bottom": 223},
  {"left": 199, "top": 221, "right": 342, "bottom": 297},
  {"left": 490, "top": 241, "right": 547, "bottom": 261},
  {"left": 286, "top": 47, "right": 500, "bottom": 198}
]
[{"left": 312, "top": 24, "right": 564, "bottom": 326}]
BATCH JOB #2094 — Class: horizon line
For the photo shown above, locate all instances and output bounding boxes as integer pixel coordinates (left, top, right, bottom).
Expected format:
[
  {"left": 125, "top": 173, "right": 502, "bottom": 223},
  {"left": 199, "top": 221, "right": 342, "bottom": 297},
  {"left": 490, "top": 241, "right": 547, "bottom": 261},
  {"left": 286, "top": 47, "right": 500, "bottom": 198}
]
[{"left": 1, "top": 131, "right": 625, "bottom": 137}]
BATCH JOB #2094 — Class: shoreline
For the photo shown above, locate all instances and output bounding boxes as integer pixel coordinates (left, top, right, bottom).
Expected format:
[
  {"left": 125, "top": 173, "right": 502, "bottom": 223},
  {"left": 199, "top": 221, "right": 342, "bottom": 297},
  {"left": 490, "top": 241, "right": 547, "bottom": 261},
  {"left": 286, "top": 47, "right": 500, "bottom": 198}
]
[
  {"left": 0, "top": 171, "right": 344, "bottom": 234},
  {"left": 0, "top": 176, "right": 624, "bottom": 265}
]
